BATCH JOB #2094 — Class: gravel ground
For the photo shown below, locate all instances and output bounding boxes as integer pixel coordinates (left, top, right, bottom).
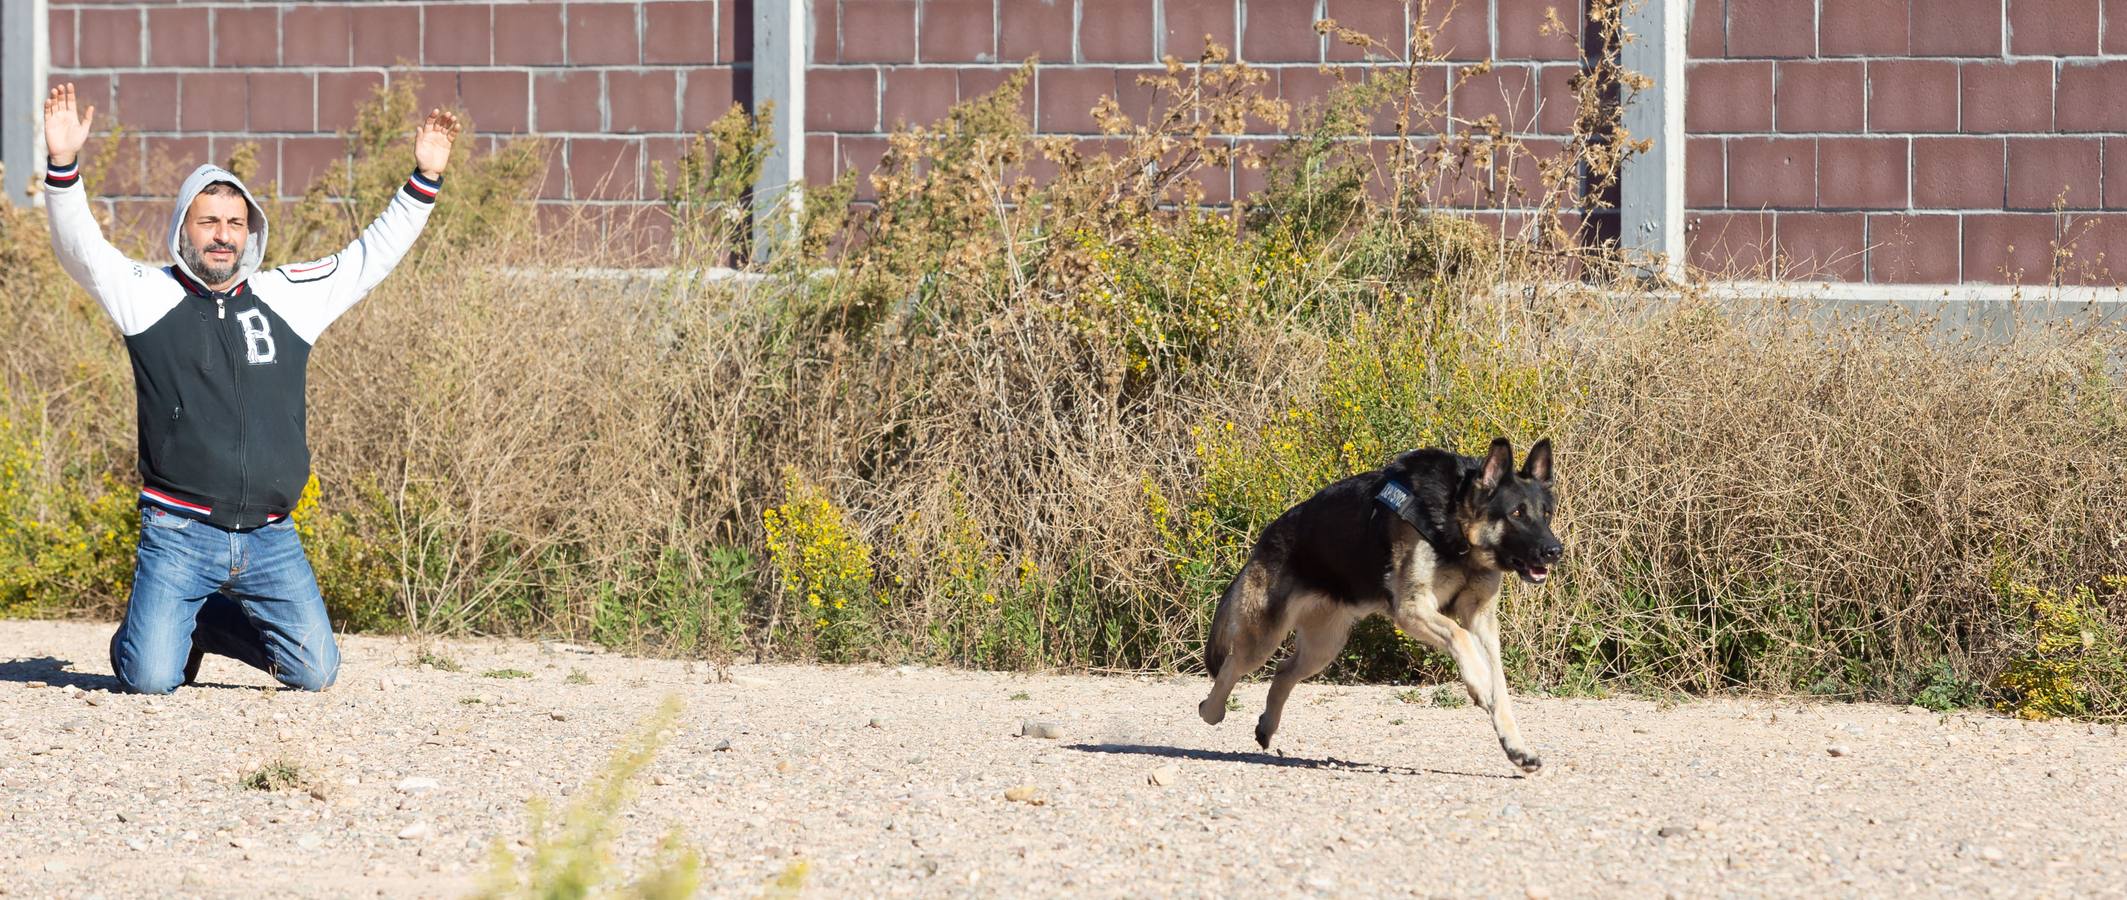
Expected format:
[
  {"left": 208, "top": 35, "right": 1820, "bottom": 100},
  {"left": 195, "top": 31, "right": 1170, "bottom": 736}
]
[{"left": 3, "top": 618, "right": 2125, "bottom": 899}]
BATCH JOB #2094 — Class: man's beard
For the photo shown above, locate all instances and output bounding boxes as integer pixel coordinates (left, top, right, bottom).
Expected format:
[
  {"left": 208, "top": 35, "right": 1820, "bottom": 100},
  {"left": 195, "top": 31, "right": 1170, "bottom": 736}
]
[{"left": 183, "top": 237, "right": 241, "bottom": 285}]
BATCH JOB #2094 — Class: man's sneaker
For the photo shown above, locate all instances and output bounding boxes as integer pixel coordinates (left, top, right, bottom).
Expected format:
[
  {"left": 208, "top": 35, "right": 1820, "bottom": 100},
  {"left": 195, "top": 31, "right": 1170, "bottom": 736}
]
[{"left": 182, "top": 646, "right": 205, "bottom": 686}]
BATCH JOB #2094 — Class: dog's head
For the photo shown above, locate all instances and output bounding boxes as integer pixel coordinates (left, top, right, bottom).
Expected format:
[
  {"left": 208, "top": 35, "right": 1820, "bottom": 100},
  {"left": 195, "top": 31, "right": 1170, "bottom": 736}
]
[{"left": 1460, "top": 437, "right": 1564, "bottom": 584}]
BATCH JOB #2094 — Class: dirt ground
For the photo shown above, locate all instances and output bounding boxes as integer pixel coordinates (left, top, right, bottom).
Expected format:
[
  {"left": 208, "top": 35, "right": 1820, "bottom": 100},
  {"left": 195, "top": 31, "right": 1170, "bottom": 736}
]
[{"left": 2, "top": 618, "right": 2123, "bottom": 898}]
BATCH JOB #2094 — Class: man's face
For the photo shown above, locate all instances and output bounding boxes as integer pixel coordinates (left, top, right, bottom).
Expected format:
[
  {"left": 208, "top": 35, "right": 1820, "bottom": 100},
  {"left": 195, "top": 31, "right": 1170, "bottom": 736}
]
[{"left": 182, "top": 191, "right": 248, "bottom": 286}]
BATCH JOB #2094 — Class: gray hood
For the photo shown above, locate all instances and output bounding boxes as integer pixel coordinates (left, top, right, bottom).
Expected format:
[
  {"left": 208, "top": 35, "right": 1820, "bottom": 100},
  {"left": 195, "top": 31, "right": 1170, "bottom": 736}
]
[{"left": 167, "top": 164, "right": 269, "bottom": 288}]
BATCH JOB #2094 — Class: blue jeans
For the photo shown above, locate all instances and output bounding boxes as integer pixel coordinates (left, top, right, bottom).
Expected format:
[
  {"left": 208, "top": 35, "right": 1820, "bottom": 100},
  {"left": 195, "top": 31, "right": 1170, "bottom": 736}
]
[{"left": 109, "top": 506, "right": 341, "bottom": 693}]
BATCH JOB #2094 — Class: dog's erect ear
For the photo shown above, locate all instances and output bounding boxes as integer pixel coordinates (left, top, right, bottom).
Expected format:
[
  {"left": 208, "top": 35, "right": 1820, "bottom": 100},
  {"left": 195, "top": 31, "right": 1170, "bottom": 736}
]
[
  {"left": 1478, "top": 438, "right": 1514, "bottom": 492},
  {"left": 1520, "top": 438, "right": 1553, "bottom": 484}
]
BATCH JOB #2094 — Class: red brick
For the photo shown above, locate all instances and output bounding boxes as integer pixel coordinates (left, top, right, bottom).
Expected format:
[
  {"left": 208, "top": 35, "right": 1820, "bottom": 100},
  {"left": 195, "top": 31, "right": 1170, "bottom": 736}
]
[
  {"left": 2106, "top": 137, "right": 2127, "bottom": 209},
  {"left": 180, "top": 73, "right": 246, "bottom": 132},
  {"left": 1079, "top": 0, "right": 1154, "bottom": 62},
  {"left": 212, "top": 6, "right": 278, "bottom": 66},
  {"left": 1415, "top": 0, "right": 1490, "bottom": 60},
  {"left": 1688, "top": 137, "right": 1724, "bottom": 206},
  {"left": 1323, "top": 0, "right": 1399, "bottom": 62},
  {"left": 2110, "top": 0, "right": 2127, "bottom": 54},
  {"left": 276, "top": 137, "right": 343, "bottom": 195},
  {"left": 216, "top": 136, "right": 279, "bottom": 192},
  {"left": 460, "top": 71, "right": 531, "bottom": 134},
  {"left": 605, "top": 70, "right": 678, "bottom": 134},
  {"left": 1960, "top": 61, "right": 2052, "bottom": 134},
  {"left": 1868, "top": 60, "right": 1959, "bottom": 133},
  {"left": 1726, "top": 137, "right": 1815, "bottom": 208},
  {"left": 1867, "top": 214, "right": 1959, "bottom": 282},
  {"left": 534, "top": 71, "right": 605, "bottom": 133},
  {"left": 643, "top": 1, "right": 715, "bottom": 65},
  {"left": 1911, "top": 0, "right": 2001, "bottom": 56},
  {"left": 317, "top": 72, "right": 387, "bottom": 132},
  {"left": 715, "top": 0, "right": 737, "bottom": 64},
  {"left": 680, "top": 68, "right": 739, "bottom": 132},
  {"left": 145, "top": 8, "right": 208, "bottom": 67},
  {"left": 1499, "top": 0, "right": 1581, "bottom": 61},
  {"left": 50, "top": 10, "right": 75, "bottom": 69},
  {"left": 1685, "top": 61, "right": 1773, "bottom": 133},
  {"left": 1189, "top": 152, "right": 1236, "bottom": 204},
  {"left": 842, "top": 0, "right": 918, "bottom": 63},
  {"left": 807, "top": 68, "right": 880, "bottom": 131},
  {"left": 1776, "top": 212, "right": 1867, "bottom": 280},
  {"left": 56, "top": 76, "right": 113, "bottom": 132},
  {"left": 1111, "top": 67, "right": 1167, "bottom": 126},
  {"left": 1688, "top": 212, "right": 1773, "bottom": 274},
  {"left": 1282, "top": 65, "right": 1415, "bottom": 132},
  {"left": 1818, "top": 137, "right": 1907, "bottom": 209},
  {"left": 1771, "top": 61, "right": 1864, "bottom": 133},
  {"left": 1912, "top": 137, "right": 2004, "bottom": 208},
  {"left": 999, "top": 0, "right": 1073, "bottom": 64},
  {"left": 569, "top": 138, "right": 644, "bottom": 201},
  {"left": 1243, "top": 1, "right": 1322, "bottom": 63},
  {"left": 804, "top": 133, "right": 838, "bottom": 186},
  {"left": 814, "top": 0, "right": 841, "bottom": 62},
  {"left": 1688, "top": 0, "right": 1724, "bottom": 57},
  {"left": 282, "top": 6, "right": 351, "bottom": 66},
  {"left": 86, "top": 133, "right": 143, "bottom": 197},
  {"left": 2009, "top": 0, "right": 2097, "bottom": 54},
  {"left": 917, "top": 0, "right": 995, "bottom": 62},
  {"left": 352, "top": 5, "right": 421, "bottom": 67},
  {"left": 114, "top": 74, "right": 178, "bottom": 131},
  {"left": 424, "top": 3, "right": 493, "bottom": 65},
  {"left": 2058, "top": 62, "right": 2127, "bottom": 133},
  {"left": 1820, "top": 0, "right": 1909, "bottom": 56},
  {"left": 77, "top": 8, "right": 141, "bottom": 67},
  {"left": 839, "top": 135, "right": 891, "bottom": 200},
  {"left": 2056, "top": 215, "right": 2127, "bottom": 284},
  {"left": 407, "top": 73, "right": 457, "bottom": 124},
  {"left": 1727, "top": 0, "right": 1815, "bottom": 58},
  {"left": 538, "top": 145, "right": 569, "bottom": 200},
  {"left": 247, "top": 73, "right": 313, "bottom": 134},
  {"left": 880, "top": 68, "right": 958, "bottom": 128},
  {"left": 567, "top": 2, "right": 640, "bottom": 65},
  {"left": 958, "top": 67, "right": 1017, "bottom": 105},
  {"left": 143, "top": 136, "right": 211, "bottom": 176},
  {"left": 1036, "top": 67, "right": 1115, "bottom": 133},
  {"left": 1454, "top": 65, "right": 1541, "bottom": 131},
  {"left": 1537, "top": 65, "right": 1580, "bottom": 134},
  {"left": 2007, "top": 137, "right": 2100, "bottom": 210},
  {"left": 1963, "top": 214, "right": 2056, "bottom": 283},
  {"left": 495, "top": 4, "right": 566, "bottom": 66}
]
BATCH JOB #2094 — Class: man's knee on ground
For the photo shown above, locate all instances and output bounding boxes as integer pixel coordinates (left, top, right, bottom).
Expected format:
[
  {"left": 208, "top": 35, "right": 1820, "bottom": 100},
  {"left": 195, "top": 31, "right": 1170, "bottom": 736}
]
[
  {"left": 114, "top": 660, "right": 184, "bottom": 695},
  {"left": 276, "top": 645, "right": 340, "bottom": 692}
]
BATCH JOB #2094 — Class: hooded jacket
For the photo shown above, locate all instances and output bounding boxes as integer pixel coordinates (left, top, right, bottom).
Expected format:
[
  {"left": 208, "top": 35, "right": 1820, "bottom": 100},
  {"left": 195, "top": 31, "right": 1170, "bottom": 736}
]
[{"left": 43, "top": 159, "right": 442, "bottom": 529}]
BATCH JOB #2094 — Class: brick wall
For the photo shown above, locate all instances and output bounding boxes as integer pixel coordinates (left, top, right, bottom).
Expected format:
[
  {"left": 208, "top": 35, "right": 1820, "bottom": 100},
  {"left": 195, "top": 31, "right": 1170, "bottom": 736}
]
[
  {"left": 48, "top": 0, "right": 742, "bottom": 241},
  {"left": 1687, "top": 0, "right": 2127, "bottom": 285},
  {"left": 803, "top": 0, "right": 1591, "bottom": 219}
]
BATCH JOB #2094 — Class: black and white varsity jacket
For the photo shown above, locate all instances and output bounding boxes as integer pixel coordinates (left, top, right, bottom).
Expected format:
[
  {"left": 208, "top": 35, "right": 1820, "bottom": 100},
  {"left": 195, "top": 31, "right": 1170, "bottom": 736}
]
[{"left": 44, "top": 159, "right": 441, "bottom": 530}]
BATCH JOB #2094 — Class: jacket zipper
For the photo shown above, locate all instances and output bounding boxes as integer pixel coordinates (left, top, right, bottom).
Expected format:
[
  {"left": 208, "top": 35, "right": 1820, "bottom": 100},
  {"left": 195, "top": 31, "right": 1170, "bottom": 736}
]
[{"left": 210, "top": 293, "right": 247, "bottom": 522}]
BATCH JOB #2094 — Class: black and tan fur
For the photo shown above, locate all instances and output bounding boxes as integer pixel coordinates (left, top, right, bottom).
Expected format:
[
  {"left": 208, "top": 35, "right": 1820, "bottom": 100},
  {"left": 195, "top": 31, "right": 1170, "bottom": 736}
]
[{"left": 1197, "top": 438, "right": 1564, "bottom": 773}]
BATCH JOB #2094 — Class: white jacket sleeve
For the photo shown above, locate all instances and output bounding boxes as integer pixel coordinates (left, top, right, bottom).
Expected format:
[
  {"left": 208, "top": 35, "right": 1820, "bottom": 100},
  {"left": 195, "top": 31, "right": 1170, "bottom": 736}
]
[
  {"left": 42, "top": 160, "right": 182, "bottom": 336},
  {"left": 260, "top": 170, "right": 441, "bottom": 344}
]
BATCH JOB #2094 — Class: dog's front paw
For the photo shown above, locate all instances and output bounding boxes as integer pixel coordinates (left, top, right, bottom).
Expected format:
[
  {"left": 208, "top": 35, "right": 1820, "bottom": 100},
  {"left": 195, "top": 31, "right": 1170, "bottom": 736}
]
[
  {"left": 1505, "top": 746, "right": 1543, "bottom": 774},
  {"left": 1254, "top": 717, "right": 1276, "bottom": 749},
  {"left": 1198, "top": 697, "right": 1226, "bottom": 725}
]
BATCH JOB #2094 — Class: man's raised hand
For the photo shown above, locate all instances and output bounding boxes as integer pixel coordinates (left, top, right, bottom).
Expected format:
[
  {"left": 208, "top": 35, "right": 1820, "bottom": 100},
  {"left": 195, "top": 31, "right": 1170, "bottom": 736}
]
[
  {"left": 414, "top": 109, "right": 462, "bottom": 181},
  {"left": 44, "top": 84, "right": 96, "bottom": 169}
]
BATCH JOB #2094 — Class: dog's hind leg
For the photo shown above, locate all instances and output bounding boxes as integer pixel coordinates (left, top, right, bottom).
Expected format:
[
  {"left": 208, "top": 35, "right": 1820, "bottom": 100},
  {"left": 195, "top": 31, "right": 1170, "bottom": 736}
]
[
  {"left": 1254, "top": 598, "right": 1355, "bottom": 749},
  {"left": 1199, "top": 574, "right": 1292, "bottom": 726},
  {"left": 1465, "top": 603, "right": 1541, "bottom": 773}
]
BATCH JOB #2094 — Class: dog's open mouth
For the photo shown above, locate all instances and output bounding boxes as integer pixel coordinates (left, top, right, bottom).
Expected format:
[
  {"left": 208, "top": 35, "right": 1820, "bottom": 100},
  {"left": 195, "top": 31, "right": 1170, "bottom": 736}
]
[{"left": 1517, "top": 564, "right": 1551, "bottom": 584}]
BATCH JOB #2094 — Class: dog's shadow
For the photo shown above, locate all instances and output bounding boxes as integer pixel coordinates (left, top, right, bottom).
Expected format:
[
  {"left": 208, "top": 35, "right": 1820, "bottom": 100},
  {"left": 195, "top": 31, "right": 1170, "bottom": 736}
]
[
  {"left": 0, "top": 656, "right": 119, "bottom": 691},
  {"left": 1064, "top": 742, "right": 1521, "bottom": 780}
]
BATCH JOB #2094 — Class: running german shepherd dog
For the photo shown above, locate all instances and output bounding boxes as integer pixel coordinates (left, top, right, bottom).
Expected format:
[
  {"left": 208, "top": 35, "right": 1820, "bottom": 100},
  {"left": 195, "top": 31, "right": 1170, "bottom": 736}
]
[{"left": 1198, "top": 437, "right": 1562, "bottom": 773}]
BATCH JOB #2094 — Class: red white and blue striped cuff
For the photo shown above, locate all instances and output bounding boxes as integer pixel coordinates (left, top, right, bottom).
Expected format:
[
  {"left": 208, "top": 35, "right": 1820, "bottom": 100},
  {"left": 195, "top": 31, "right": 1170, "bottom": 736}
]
[
  {"left": 44, "top": 159, "right": 80, "bottom": 189},
  {"left": 404, "top": 170, "right": 442, "bottom": 203}
]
